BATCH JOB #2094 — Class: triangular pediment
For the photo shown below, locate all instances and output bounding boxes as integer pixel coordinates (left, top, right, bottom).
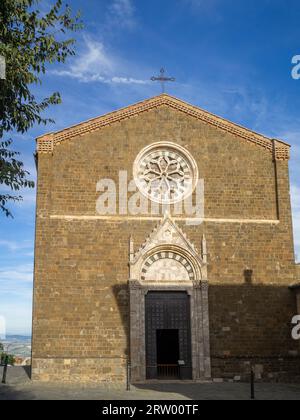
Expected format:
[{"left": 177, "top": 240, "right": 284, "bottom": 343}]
[
  {"left": 131, "top": 213, "right": 200, "bottom": 264},
  {"left": 36, "top": 94, "right": 290, "bottom": 160},
  {"left": 129, "top": 213, "right": 207, "bottom": 282}
]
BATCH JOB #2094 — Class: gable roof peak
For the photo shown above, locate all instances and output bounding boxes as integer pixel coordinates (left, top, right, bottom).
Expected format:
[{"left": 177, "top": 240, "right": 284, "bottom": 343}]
[{"left": 36, "top": 94, "right": 290, "bottom": 160}]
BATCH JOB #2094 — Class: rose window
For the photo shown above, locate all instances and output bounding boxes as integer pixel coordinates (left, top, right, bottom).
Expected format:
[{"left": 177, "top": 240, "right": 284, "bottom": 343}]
[{"left": 133, "top": 142, "right": 198, "bottom": 204}]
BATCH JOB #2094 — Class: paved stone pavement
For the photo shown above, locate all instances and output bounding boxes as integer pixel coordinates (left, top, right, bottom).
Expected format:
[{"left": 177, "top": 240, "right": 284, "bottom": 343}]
[{"left": 0, "top": 367, "right": 299, "bottom": 400}]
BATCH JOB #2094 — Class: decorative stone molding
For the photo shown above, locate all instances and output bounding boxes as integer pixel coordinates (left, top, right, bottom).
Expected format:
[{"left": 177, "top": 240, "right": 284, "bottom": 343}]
[
  {"left": 36, "top": 94, "right": 290, "bottom": 160},
  {"left": 129, "top": 236, "right": 134, "bottom": 263},
  {"left": 128, "top": 280, "right": 142, "bottom": 290},
  {"left": 273, "top": 139, "right": 290, "bottom": 161},
  {"left": 37, "top": 133, "right": 54, "bottom": 154},
  {"left": 202, "top": 234, "right": 208, "bottom": 264},
  {"left": 141, "top": 251, "right": 195, "bottom": 282},
  {"left": 199, "top": 280, "right": 209, "bottom": 292},
  {"left": 130, "top": 212, "right": 207, "bottom": 282}
]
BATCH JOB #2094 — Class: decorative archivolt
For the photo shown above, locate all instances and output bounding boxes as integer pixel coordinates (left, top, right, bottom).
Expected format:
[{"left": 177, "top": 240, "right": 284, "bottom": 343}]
[{"left": 141, "top": 250, "right": 195, "bottom": 282}]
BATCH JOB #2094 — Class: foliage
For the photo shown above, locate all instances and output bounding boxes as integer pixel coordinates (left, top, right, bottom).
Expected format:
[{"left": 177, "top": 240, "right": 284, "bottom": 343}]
[
  {"left": 0, "top": 352, "right": 16, "bottom": 366},
  {"left": 0, "top": 343, "right": 16, "bottom": 365},
  {"left": 0, "top": 139, "right": 34, "bottom": 216},
  {"left": 0, "top": 0, "right": 82, "bottom": 216}
]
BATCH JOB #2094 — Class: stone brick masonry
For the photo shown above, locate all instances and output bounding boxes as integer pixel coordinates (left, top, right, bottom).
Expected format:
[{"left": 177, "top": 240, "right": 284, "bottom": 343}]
[{"left": 32, "top": 94, "right": 300, "bottom": 383}]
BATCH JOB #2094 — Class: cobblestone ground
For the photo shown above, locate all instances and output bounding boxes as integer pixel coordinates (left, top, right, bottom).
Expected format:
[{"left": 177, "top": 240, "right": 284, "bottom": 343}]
[{"left": 0, "top": 367, "right": 299, "bottom": 400}]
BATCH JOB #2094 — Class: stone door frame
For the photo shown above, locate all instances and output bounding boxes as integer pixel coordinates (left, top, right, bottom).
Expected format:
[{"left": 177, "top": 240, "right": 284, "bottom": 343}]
[
  {"left": 128, "top": 214, "right": 211, "bottom": 382},
  {"left": 129, "top": 280, "right": 211, "bottom": 382}
]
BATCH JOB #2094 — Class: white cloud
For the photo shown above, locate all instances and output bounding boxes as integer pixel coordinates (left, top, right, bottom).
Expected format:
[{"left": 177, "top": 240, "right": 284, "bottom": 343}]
[
  {"left": 110, "top": 76, "right": 148, "bottom": 85},
  {"left": 0, "top": 183, "right": 36, "bottom": 213},
  {"left": 279, "top": 132, "right": 300, "bottom": 158},
  {"left": 0, "top": 263, "right": 33, "bottom": 283},
  {"left": 281, "top": 131, "right": 300, "bottom": 144},
  {"left": 0, "top": 240, "right": 33, "bottom": 252},
  {"left": 107, "top": 0, "right": 136, "bottom": 29},
  {"left": 17, "top": 186, "right": 36, "bottom": 207},
  {"left": 52, "top": 36, "right": 149, "bottom": 85},
  {"left": 182, "top": 0, "right": 222, "bottom": 17},
  {"left": 52, "top": 36, "right": 113, "bottom": 80},
  {"left": 0, "top": 301, "right": 32, "bottom": 336}
]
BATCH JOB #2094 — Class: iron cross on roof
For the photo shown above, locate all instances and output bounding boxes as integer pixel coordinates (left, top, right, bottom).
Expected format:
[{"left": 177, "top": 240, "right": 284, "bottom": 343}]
[{"left": 151, "top": 68, "right": 175, "bottom": 93}]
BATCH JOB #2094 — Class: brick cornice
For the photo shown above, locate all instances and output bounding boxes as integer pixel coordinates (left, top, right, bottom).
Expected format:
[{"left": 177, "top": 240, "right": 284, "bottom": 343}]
[{"left": 36, "top": 94, "right": 290, "bottom": 160}]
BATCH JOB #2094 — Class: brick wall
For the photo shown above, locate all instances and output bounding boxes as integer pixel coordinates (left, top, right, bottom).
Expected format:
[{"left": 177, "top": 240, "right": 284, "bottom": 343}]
[{"left": 32, "top": 105, "right": 299, "bottom": 382}]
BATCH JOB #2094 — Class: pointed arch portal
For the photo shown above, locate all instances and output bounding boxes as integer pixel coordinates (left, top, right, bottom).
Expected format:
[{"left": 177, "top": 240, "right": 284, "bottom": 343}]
[{"left": 129, "top": 214, "right": 211, "bottom": 382}]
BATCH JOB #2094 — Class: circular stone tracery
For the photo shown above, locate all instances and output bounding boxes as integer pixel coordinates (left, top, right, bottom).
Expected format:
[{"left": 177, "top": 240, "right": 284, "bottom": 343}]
[{"left": 133, "top": 142, "right": 198, "bottom": 204}]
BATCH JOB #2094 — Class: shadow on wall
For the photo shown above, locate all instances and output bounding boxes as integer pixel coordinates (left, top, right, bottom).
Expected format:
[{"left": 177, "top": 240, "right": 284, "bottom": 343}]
[
  {"left": 23, "top": 366, "right": 31, "bottom": 379},
  {"left": 112, "top": 281, "right": 300, "bottom": 382},
  {"left": 112, "top": 284, "right": 130, "bottom": 358}
]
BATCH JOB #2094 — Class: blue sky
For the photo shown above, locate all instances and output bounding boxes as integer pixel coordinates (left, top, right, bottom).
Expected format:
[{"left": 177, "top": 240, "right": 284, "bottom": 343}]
[{"left": 1, "top": 0, "right": 300, "bottom": 335}]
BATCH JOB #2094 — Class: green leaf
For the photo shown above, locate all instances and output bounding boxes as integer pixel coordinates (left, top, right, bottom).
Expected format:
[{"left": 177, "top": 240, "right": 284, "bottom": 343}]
[{"left": 0, "top": 0, "right": 82, "bottom": 217}]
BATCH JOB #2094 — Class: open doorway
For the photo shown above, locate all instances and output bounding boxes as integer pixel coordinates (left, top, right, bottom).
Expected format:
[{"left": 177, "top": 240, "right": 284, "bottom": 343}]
[
  {"left": 145, "top": 291, "right": 192, "bottom": 380},
  {"left": 156, "top": 329, "right": 180, "bottom": 379}
]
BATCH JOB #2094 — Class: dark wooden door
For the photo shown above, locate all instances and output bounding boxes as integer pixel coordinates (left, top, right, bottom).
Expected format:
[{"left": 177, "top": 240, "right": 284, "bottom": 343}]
[{"left": 145, "top": 291, "right": 192, "bottom": 380}]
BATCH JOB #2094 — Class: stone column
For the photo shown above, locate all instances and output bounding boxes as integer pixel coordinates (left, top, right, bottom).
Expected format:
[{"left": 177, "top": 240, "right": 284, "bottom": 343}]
[
  {"left": 191, "top": 281, "right": 211, "bottom": 380},
  {"left": 129, "top": 281, "right": 146, "bottom": 382},
  {"left": 201, "top": 281, "right": 211, "bottom": 379},
  {"left": 191, "top": 284, "right": 205, "bottom": 379}
]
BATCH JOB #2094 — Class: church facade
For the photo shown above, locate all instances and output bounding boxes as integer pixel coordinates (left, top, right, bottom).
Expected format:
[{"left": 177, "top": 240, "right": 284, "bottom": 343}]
[{"left": 32, "top": 94, "right": 300, "bottom": 383}]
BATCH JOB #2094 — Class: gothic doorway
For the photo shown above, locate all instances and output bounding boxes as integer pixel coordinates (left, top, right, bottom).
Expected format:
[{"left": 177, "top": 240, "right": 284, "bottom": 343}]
[
  {"left": 129, "top": 214, "right": 211, "bottom": 382},
  {"left": 145, "top": 291, "right": 192, "bottom": 380}
]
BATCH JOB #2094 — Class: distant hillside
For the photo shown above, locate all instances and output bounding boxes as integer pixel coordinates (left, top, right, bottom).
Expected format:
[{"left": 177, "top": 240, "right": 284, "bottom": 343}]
[
  {"left": 3, "top": 335, "right": 31, "bottom": 342},
  {"left": 1, "top": 336, "right": 31, "bottom": 357}
]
